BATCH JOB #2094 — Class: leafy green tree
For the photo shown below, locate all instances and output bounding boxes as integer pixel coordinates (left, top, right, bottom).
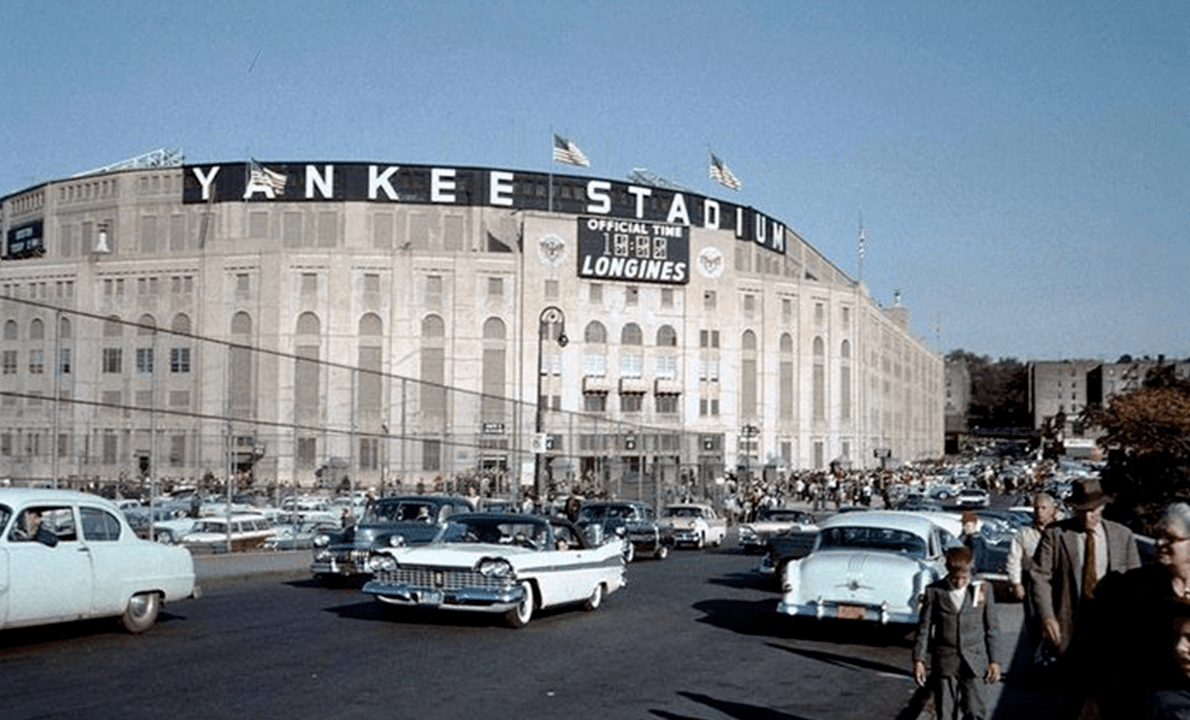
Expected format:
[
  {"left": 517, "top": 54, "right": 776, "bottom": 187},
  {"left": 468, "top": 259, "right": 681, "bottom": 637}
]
[
  {"left": 1083, "top": 364, "right": 1190, "bottom": 529},
  {"left": 946, "top": 350, "right": 1030, "bottom": 429}
]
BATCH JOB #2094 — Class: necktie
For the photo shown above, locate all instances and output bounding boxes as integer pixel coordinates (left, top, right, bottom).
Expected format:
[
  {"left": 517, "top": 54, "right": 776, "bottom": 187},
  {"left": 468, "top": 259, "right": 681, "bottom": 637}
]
[{"left": 1082, "top": 526, "right": 1098, "bottom": 599}]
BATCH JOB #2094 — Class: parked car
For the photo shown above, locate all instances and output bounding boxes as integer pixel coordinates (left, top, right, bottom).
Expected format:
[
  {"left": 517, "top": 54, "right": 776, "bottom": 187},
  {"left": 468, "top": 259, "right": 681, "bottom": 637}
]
[
  {"left": 894, "top": 496, "right": 946, "bottom": 513},
  {"left": 955, "top": 486, "right": 990, "bottom": 508},
  {"left": 311, "top": 495, "right": 475, "bottom": 582},
  {"left": 0, "top": 488, "right": 198, "bottom": 633},
  {"left": 776, "top": 510, "right": 948, "bottom": 625},
  {"left": 180, "top": 513, "right": 276, "bottom": 551},
  {"left": 738, "top": 507, "right": 818, "bottom": 554},
  {"left": 757, "top": 526, "right": 821, "bottom": 583},
  {"left": 362, "top": 512, "right": 625, "bottom": 628},
  {"left": 657, "top": 503, "right": 727, "bottom": 549},
  {"left": 575, "top": 500, "right": 670, "bottom": 562}
]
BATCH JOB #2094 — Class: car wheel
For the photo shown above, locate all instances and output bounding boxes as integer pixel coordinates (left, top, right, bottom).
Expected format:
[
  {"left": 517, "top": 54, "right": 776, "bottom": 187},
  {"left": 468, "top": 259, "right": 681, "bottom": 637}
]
[
  {"left": 654, "top": 544, "right": 669, "bottom": 560},
  {"left": 505, "top": 581, "right": 535, "bottom": 628},
  {"left": 623, "top": 543, "right": 635, "bottom": 563},
  {"left": 583, "top": 583, "right": 604, "bottom": 611},
  {"left": 120, "top": 592, "right": 161, "bottom": 633}
]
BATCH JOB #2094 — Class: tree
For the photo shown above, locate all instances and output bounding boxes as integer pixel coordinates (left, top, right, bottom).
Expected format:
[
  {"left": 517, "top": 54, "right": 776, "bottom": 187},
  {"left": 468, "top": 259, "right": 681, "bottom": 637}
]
[
  {"left": 946, "top": 350, "right": 1030, "bottom": 429},
  {"left": 1083, "top": 364, "right": 1190, "bottom": 529}
]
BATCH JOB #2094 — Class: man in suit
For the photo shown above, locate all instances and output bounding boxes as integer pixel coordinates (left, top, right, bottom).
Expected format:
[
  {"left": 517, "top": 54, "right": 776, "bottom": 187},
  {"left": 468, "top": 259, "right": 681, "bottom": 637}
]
[
  {"left": 1030, "top": 477, "right": 1142, "bottom": 718},
  {"left": 914, "top": 545, "right": 1003, "bottom": 720}
]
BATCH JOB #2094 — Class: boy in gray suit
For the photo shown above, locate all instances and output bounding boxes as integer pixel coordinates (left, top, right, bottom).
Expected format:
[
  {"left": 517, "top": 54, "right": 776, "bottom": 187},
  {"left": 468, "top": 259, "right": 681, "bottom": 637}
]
[{"left": 913, "top": 545, "right": 1002, "bottom": 720}]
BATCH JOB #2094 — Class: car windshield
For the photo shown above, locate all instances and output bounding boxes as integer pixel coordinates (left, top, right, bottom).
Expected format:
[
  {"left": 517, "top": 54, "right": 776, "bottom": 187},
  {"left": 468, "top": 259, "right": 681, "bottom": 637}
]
[
  {"left": 578, "top": 505, "right": 635, "bottom": 521},
  {"left": 440, "top": 518, "right": 548, "bottom": 547},
  {"left": 192, "top": 520, "right": 226, "bottom": 532},
  {"left": 366, "top": 501, "right": 440, "bottom": 523},
  {"left": 663, "top": 507, "right": 701, "bottom": 518},
  {"left": 818, "top": 526, "right": 928, "bottom": 558}
]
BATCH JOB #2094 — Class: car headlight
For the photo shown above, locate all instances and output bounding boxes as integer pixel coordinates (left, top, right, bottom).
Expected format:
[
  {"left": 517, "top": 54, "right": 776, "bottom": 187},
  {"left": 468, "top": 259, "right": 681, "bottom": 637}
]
[
  {"left": 313, "top": 534, "right": 330, "bottom": 548},
  {"left": 367, "top": 554, "right": 397, "bottom": 573},
  {"left": 476, "top": 557, "right": 515, "bottom": 578}
]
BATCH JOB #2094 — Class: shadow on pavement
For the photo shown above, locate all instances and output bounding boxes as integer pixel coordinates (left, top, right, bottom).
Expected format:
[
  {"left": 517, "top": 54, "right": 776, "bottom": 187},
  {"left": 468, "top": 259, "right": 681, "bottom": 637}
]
[
  {"left": 648, "top": 691, "right": 813, "bottom": 720},
  {"left": 767, "top": 641, "right": 914, "bottom": 677}
]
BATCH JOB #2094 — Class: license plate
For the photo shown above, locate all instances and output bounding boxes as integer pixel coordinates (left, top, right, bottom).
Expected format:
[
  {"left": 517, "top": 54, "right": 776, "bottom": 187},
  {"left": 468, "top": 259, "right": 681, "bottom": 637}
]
[
  {"left": 837, "top": 604, "right": 865, "bottom": 620},
  {"left": 418, "top": 591, "right": 443, "bottom": 606}
]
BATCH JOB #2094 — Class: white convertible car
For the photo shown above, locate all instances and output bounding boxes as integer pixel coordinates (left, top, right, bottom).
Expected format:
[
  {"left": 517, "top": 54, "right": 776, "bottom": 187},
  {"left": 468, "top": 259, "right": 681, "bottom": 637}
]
[
  {"left": 0, "top": 488, "right": 198, "bottom": 633},
  {"left": 776, "top": 510, "right": 948, "bottom": 625},
  {"left": 363, "top": 513, "right": 625, "bottom": 628}
]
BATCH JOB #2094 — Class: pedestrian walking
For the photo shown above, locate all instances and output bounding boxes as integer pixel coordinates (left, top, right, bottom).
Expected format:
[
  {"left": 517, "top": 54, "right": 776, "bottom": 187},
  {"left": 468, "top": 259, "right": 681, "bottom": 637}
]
[{"left": 913, "top": 545, "right": 1003, "bottom": 720}]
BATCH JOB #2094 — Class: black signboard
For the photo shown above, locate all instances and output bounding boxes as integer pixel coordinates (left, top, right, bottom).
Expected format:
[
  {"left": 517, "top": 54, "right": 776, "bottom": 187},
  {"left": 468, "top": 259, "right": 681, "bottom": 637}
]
[
  {"left": 5, "top": 220, "right": 44, "bottom": 259},
  {"left": 576, "top": 217, "right": 689, "bottom": 285},
  {"left": 182, "top": 162, "right": 793, "bottom": 257}
]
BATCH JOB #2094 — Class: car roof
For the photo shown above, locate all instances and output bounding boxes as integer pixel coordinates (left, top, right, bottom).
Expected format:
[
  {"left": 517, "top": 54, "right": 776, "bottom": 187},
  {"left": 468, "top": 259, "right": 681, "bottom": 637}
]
[
  {"left": 820, "top": 510, "right": 941, "bottom": 536},
  {"left": 0, "top": 488, "right": 118, "bottom": 508}
]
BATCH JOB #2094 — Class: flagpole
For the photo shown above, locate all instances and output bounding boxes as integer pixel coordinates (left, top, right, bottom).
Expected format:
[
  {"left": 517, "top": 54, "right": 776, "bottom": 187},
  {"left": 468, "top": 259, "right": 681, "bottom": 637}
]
[
  {"left": 857, "top": 212, "right": 866, "bottom": 285},
  {"left": 548, "top": 131, "right": 554, "bottom": 213}
]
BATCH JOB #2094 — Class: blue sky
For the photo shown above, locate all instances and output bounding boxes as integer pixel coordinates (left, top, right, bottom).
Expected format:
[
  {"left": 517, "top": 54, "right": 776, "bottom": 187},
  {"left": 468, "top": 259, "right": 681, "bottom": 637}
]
[{"left": 3, "top": 0, "right": 1187, "bottom": 362}]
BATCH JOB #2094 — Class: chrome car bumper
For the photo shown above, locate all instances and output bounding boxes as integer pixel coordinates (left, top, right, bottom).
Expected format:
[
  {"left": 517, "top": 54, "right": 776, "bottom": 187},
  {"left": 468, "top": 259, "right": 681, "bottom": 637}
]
[
  {"left": 775, "top": 599, "right": 917, "bottom": 625},
  {"left": 310, "top": 548, "right": 371, "bottom": 576},
  {"left": 361, "top": 580, "right": 525, "bottom": 613}
]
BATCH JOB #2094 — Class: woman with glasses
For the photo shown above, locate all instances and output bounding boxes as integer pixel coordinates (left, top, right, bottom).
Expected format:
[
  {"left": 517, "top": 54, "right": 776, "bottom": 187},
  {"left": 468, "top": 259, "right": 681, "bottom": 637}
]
[{"left": 1097, "top": 502, "right": 1190, "bottom": 718}]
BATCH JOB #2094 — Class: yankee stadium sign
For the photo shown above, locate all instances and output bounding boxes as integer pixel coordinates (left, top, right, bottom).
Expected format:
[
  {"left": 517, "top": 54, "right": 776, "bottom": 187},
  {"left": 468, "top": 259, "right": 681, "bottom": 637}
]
[{"left": 183, "top": 162, "right": 790, "bottom": 255}]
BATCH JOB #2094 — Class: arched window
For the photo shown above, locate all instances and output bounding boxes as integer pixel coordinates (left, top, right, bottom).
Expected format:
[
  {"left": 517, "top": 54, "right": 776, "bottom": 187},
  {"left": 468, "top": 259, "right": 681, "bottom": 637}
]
[
  {"left": 421, "top": 314, "right": 447, "bottom": 421},
  {"left": 482, "top": 317, "right": 505, "bottom": 340},
  {"left": 296, "top": 312, "right": 319, "bottom": 336},
  {"left": 620, "top": 323, "right": 643, "bottom": 345},
  {"left": 421, "top": 314, "right": 445, "bottom": 339},
  {"left": 656, "top": 325, "right": 678, "bottom": 347},
  {"left": 137, "top": 314, "right": 156, "bottom": 335},
  {"left": 741, "top": 330, "right": 758, "bottom": 417},
  {"left": 58, "top": 317, "right": 71, "bottom": 339},
  {"left": 29, "top": 318, "right": 45, "bottom": 340},
  {"left": 779, "top": 332, "right": 794, "bottom": 421},
  {"left": 481, "top": 317, "right": 508, "bottom": 422},
  {"left": 840, "top": 339, "right": 852, "bottom": 422},
  {"left": 359, "top": 313, "right": 383, "bottom": 336},
  {"left": 230, "top": 312, "right": 254, "bottom": 416},
  {"left": 584, "top": 321, "right": 607, "bottom": 344},
  {"left": 358, "top": 314, "right": 385, "bottom": 419},
  {"left": 3, "top": 319, "right": 17, "bottom": 341},
  {"left": 813, "top": 336, "right": 826, "bottom": 422},
  {"left": 103, "top": 316, "right": 123, "bottom": 337},
  {"left": 171, "top": 313, "right": 191, "bottom": 334},
  {"left": 583, "top": 321, "right": 608, "bottom": 377}
]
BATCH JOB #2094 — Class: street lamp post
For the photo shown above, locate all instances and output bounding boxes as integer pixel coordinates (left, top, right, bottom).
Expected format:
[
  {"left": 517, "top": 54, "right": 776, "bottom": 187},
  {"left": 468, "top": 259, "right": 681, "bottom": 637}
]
[{"left": 534, "top": 306, "right": 567, "bottom": 503}]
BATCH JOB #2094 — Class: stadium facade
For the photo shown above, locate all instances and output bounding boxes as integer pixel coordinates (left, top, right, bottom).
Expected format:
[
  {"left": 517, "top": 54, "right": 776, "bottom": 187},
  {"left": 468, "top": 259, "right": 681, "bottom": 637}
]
[{"left": 0, "top": 160, "right": 943, "bottom": 496}]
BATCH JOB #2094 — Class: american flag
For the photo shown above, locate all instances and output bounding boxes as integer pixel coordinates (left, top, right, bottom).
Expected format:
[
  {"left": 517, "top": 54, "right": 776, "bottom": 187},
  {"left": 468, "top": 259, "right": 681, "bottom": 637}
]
[
  {"left": 247, "top": 159, "right": 287, "bottom": 195},
  {"left": 708, "top": 153, "right": 741, "bottom": 191},
  {"left": 552, "top": 134, "right": 590, "bottom": 167}
]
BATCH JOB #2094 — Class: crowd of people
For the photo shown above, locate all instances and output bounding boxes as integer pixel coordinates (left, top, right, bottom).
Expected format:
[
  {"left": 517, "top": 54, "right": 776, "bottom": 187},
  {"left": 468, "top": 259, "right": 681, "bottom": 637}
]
[{"left": 914, "top": 476, "right": 1190, "bottom": 720}]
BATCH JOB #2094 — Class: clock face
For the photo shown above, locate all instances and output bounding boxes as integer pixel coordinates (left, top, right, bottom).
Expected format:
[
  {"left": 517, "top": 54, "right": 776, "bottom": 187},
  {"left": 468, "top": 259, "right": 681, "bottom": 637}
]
[
  {"left": 538, "top": 234, "right": 566, "bottom": 267},
  {"left": 698, "top": 246, "right": 725, "bottom": 279}
]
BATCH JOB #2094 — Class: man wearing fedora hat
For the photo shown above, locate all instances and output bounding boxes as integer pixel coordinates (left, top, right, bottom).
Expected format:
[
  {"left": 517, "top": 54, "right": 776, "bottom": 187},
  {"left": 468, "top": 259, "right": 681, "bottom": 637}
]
[{"left": 1030, "top": 476, "right": 1141, "bottom": 718}]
